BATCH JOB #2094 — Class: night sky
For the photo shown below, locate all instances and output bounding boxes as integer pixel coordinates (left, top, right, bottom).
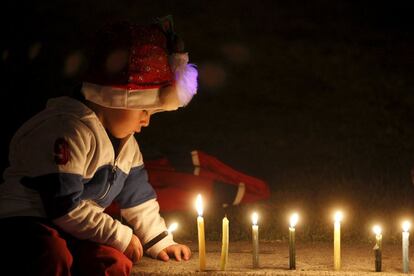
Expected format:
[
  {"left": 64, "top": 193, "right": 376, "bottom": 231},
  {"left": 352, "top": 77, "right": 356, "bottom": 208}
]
[{"left": 1, "top": 0, "right": 414, "bottom": 216}]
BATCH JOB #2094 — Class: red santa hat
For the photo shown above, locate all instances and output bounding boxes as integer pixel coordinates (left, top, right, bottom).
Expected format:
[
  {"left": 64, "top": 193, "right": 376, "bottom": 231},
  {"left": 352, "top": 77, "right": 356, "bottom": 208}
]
[{"left": 81, "top": 17, "right": 197, "bottom": 112}]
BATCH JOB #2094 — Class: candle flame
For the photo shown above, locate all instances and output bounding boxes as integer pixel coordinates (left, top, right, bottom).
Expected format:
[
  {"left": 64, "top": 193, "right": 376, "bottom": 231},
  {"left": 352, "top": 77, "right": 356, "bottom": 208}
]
[
  {"left": 168, "top": 222, "right": 178, "bottom": 233},
  {"left": 402, "top": 221, "right": 411, "bottom": 232},
  {"left": 290, "top": 213, "right": 299, "bottom": 228},
  {"left": 251, "top": 212, "right": 258, "bottom": 225},
  {"left": 334, "top": 211, "right": 343, "bottom": 222},
  {"left": 196, "top": 194, "right": 203, "bottom": 216},
  {"left": 373, "top": 225, "right": 382, "bottom": 235}
]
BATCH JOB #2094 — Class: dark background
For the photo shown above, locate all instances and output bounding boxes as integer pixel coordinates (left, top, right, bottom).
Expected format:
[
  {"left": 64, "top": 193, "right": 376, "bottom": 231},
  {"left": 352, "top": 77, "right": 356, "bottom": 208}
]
[{"left": 1, "top": 0, "right": 414, "bottom": 241}]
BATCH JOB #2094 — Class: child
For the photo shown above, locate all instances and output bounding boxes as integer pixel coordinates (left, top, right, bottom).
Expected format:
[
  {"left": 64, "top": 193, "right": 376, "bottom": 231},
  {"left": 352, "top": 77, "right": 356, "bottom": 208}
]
[{"left": 0, "top": 17, "right": 196, "bottom": 276}]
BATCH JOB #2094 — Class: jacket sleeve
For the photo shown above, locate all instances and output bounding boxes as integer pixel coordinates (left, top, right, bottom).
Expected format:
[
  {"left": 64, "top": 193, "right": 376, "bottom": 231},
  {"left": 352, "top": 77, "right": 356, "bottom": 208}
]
[
  {"left": 120, "top": 199, "right": 176, "bottom": 258},
  {"left": 118, "top": 140, "right": 176, "bottom": 258},
  {"left": 54, "top": 200, "right": 133, "bottom": 252},
  {"left": 16, "top": 116, "right": 132, "bottom": 252}
]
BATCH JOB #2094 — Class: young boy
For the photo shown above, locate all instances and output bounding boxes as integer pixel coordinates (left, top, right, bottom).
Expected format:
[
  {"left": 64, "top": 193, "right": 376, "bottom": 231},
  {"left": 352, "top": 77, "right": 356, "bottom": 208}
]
[{"left": 0, "top": 18, "right": 197, "bottom": 275}]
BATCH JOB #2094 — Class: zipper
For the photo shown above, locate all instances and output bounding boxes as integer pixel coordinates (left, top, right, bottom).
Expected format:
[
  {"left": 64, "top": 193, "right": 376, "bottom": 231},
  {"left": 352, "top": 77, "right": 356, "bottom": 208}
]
[
  {"left": 98, "top": 164, "right": 117, "bottom": 200},
  {"left": 97, "top": 133, "right": 129, "bottom": 201}
]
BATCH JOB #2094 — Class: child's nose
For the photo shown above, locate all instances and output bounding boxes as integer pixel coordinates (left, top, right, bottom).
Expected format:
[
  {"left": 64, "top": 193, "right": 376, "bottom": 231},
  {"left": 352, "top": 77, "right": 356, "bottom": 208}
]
[
  {"left": 140, "top": 113, "right": 150, "bottom": 127},
  {"left": 140, "top": 119, "right": 150, "bottom": 127}
]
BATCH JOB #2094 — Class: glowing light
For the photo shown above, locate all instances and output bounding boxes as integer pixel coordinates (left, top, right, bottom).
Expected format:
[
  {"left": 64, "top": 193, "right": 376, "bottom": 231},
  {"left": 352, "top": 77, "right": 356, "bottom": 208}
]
[
  {"left": 63, "top": 51, "right": 83, "bottom": 77},
  {"left": 290, "top": 213, "right": 299, "bottom": 228},
  {"left": 199, "top": 62, "right": 226, "bottom": 89},
  {"left": 252, "top": 212, "right": 258, "bottom": 225},
  {"left": 28, "top": 42, "right": 42, "bottom": 60},
  {"left": 168, "top": 222, "right": 178, "bottom": 233},
  {"left": 373, "top": 225, "right": 382, "bottom": 235},
  {"left": 334, "top": 211, "right": 343, "bottom": 222},
  {"left": 196, "top": 194, "right": 203, "bottom": 216},
  {"left": 1, "top": 50, "right": 9, "bottom": 61},
  {"left": 402, "top": 221, "right": 411, "bottom": 232}
]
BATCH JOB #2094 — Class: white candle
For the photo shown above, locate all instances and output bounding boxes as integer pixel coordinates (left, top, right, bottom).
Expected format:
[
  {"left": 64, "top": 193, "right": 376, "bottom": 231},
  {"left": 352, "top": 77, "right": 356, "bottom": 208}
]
[
  {"left": 252, "top": 212, "right": 259, "bottom": 268},
  {"left": 168, "top": 222, "right": 178, "bottom": 234},
  {"left": 402, "top": 221, "right": 410, "bottom": 273},
  {"left": 372, "top": 225, "right": 382, "bottom": 272},
  {"left": 334, "top": 211, "right": 343, "bottom": 271},
  {"left": 220, "top": 216, "right": 229, "bottom": 270},
  {"left": 196, "top": 194, "right": 206, "bottom": 271},
  {"left": 289, "top": 213, "right": 299, "bottom": 270}
]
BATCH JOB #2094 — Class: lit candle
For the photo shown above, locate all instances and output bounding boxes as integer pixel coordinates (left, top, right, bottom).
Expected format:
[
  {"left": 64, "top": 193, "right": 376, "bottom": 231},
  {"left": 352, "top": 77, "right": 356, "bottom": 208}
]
[
  {"left": 220, "top": 215, "right": 229, "bottom": 270},
  {"left": 196, "top": 194, "right": 206, "bottom": 271},
  {"left": 143, "top": 222, "right": 178, "bottom": 251},
  {"left": 289, "top": 213, "right": 299, "bottom": 270},
  {"left": 402, "top": 221, "right": 410, "bottom": 273},
  {"left": 251, "top": 212, "right": 259, "bottom": 268},
  {"left": 333, "top": 211, "right": 343, "bottom": 271},
  {"left": 372, "top": 225, "right": 382, "bottom": 272}
]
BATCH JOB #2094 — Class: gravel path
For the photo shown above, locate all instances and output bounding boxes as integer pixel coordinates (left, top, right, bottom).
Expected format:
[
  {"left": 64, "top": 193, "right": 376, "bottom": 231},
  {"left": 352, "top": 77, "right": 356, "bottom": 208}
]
[{"left": 132, "top": 241, "right": 414, "bottom": 275}]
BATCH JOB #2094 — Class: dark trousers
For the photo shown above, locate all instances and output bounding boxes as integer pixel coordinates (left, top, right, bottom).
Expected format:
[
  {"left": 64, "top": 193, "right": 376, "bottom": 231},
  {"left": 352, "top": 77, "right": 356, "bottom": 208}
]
[{"left": 0, "top": 216, "right": 132, "bottom": 276}]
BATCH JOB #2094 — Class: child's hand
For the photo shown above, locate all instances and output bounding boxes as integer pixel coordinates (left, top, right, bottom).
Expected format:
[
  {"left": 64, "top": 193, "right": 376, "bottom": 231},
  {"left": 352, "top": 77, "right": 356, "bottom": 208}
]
[
  {"left": 157, "top": 244, "right": 191, "bottom": 262},
  {"left": 124, "top": 234, "right": 143, "bottom": 263}
]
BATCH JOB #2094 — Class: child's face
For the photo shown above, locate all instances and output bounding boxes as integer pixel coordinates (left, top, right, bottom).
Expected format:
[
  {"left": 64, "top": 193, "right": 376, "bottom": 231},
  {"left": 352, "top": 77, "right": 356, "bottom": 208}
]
[{"left": 103, "top": 108, "right": 151, "bottom": 139}]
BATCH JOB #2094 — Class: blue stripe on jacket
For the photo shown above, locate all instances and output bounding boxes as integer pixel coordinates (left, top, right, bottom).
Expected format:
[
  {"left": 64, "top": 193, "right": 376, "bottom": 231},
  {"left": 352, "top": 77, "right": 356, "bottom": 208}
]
[
  {"left": 20, "top": 165, "right": 156, "bottom": 219},
  {"left": 116, "top": 165, "right": 156, "bottom": 209},
  {"left": 21, "top": 173, "right": 84, "bottom": 219}
]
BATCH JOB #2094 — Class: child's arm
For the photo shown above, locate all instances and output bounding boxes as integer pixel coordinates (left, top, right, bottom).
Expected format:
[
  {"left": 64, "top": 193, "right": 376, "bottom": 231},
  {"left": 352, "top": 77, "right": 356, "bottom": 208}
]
[
  {"left": 53, "top": 200, "right": 134, "bottom": 253},
  {"left": 116, "top": 139, "right": 179, "bottom": 259},
  {"left": 117, "top": 139, "right": 191, "bottom": 261},
  {"left": 120, "top": 198, "right": 176, "bottom": 259}
]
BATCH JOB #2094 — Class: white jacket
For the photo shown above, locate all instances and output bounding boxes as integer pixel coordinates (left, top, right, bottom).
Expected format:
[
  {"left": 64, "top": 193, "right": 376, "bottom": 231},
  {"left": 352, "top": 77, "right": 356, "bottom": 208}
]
[{"left": 0, "top": 96, "right": 175, "bottom": 258}]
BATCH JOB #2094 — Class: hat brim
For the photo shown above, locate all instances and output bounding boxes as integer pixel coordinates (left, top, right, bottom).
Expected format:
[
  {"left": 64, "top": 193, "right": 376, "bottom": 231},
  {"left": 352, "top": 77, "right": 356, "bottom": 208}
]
[{"left": 81, "top": 53, "right": 198, "bottom": 112}]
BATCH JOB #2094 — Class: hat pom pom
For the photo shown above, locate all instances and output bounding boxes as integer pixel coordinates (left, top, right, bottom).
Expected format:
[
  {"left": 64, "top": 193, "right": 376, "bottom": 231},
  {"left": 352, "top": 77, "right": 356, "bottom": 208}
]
[{"left": 169, "top": 53, "right": 198, "bottom": 106}]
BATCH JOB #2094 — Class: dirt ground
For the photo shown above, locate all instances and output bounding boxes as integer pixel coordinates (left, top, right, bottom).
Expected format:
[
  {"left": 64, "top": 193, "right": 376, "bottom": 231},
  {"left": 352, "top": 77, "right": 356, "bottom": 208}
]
[{"left": 132, "top": 241, "right": 414, "bottom": 275}]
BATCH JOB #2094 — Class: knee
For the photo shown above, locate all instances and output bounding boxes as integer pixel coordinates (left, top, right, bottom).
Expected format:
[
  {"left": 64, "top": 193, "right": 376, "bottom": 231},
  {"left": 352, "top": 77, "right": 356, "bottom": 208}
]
[
  {"left": 77, "top": 244, "right": 132, "bottom": 276},
  {"left": 106, "top": 248, "right": 132, "bottom": 275},
  {"left": 41, "top": 236, "right": 73, "bottom": 269}
]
